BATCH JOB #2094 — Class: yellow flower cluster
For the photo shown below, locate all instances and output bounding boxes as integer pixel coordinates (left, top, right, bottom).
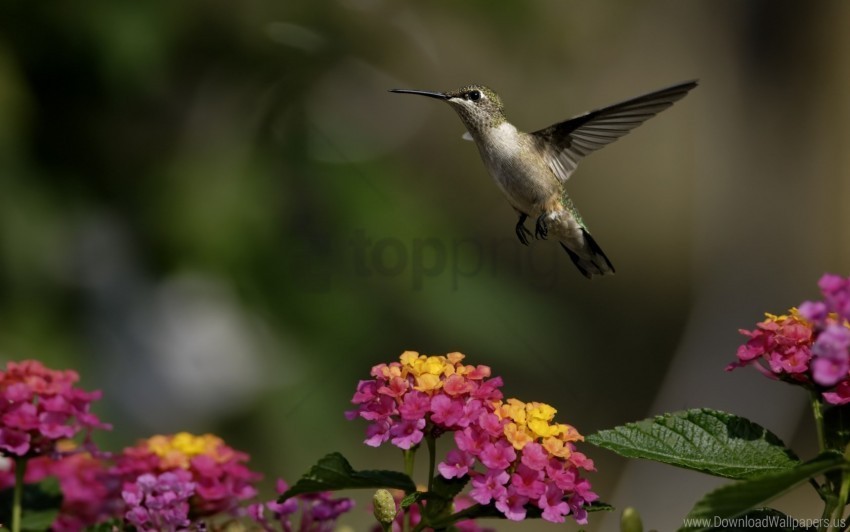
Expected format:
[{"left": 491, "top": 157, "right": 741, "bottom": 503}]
[
  {"left": 147, "top": 432, "right": 225, "bottom": 469},
  {"left": 497, "top": 398, "right": 582, "bottom": 458},
  {"left": 764, "top": 308, "right": 807, "bottom": 326},
  {"left": 377, "top": 350, "right": 485, "bottom": 393}
]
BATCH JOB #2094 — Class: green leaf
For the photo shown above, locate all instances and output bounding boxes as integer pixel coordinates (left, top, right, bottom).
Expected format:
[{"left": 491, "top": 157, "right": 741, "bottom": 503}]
[
  {"left": 587, "top": 408, "right": 799, "bottom": 480},
  {"left": 279, "top": 452, "right": 416, "bottom": 501},
  {"left": 430, "top": 474, "right": 469, "bottom": 501},
  {"left": 0, "top": 477, "right": 63, "bottom": 531},
  {"left": 422, "top": 475, "right": 471, "bottom": 520},
  {"left": 400, "top": 490, "right": 427, "bottom": 509},
  {"left": 680, "top": 452, "right": 846, "bottom": 531}
]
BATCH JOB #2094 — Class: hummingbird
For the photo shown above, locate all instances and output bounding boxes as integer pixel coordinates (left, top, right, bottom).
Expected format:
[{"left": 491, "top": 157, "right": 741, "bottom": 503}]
[{"left": 389, "top": 80, "right": 697, "bottom": 279}]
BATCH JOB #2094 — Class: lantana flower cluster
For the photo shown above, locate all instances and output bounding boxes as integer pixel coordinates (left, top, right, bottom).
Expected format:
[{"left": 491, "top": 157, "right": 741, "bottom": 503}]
[
  {"left": 347, "top": 351, "right": 597, "bottom": 524},
  {"left": 0, "top": 359, "right": 110, "bottom": 457},
  {"left": 114, "top": 432, "right": 261, "bottom": 518},
  {"left": 728, "top": 273, "right": 850, "bottom": 404}
]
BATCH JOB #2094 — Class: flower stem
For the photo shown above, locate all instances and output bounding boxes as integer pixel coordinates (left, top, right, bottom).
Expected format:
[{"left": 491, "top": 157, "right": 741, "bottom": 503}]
[
  {"left": 831, "top": 467, "right": 850, "bottom": 531},
  {"left": 403, "top": 448, "right": 416, "bottom": 479},
  {"left": 426, "top": 432, "right": 436, "bottom": 493},
  {"left": 813, "top": 392, "right": 827, "bottom": 453},
  {"left": 402, "top": 449, "right": 416, "bottom": 532},
  {"left": 12, "top": 457, "right": 27, "bottom": 532}
]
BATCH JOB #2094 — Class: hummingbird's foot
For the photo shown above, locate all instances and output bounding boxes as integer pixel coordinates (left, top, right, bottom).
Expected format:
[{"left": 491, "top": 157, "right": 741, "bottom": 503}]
[
  {"left": 534, "top": 214, "right": 549, "bottom": 240},
  {"left": 515, "top": 213, "right": 533, "bottom": 246}
]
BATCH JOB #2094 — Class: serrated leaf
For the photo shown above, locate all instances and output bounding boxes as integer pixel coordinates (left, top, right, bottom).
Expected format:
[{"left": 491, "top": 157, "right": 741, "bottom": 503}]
[
  {"left": 279, "top": 452, "right": 416, "bottom": 501},
  {"left": 430, "top": 475, "right": 469, "bottom": 500},
  {"left": 401, "top": 491, "right": 426, "bottom": 509},
  {"left": 421, "top": 475, "right": 470, "bottom": 521},
  {"left": 680, "top": 452, "right": 846, "bottom": 531},
  {"left": 587, "top": 408, "right": 799, "bottom": 480}
]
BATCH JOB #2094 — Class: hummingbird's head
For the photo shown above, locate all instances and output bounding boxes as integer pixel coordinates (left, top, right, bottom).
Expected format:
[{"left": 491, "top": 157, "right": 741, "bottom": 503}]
[{"left": 389, "top": 84, "right": 505, "bottom": 133}]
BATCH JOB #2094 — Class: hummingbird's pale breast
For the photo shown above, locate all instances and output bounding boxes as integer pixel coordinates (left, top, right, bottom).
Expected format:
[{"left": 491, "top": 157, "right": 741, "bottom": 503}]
[{"left": 471, "top": 122, "right": 561, "bottom": 218}]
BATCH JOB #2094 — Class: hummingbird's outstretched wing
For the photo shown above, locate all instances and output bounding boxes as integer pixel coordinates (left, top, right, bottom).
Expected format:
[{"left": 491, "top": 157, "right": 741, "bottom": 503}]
[{"left": 531, "top": 80, "right": 697, "bottom": 182}]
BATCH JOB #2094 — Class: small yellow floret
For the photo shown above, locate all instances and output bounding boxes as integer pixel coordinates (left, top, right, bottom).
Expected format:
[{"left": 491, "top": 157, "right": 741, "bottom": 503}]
[
  {"left": 148, "top": 432, "right": 223, "bottom": 469},
  {"left": 504, "top": 422, "right": 534, "bottom": 450},
  {"left": 399, "top": 351, "right": 420, "bottom": 367},
  {"left": 414, "top": 373, "right": 442, "bottom": 392}
]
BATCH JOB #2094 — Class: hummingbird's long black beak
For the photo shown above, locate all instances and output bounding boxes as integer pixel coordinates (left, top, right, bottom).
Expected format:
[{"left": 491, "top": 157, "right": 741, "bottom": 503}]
[{"left": 388, "top": 89, "right": 449, "bottom": 100}]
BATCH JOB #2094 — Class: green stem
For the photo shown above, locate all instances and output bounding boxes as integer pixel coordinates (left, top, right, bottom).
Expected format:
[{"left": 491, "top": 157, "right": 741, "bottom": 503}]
[
  {"left": 403, "top": 448, "right": 416, "bottom": 480},
  {"left": 402, "top": 449, "right": 416, "bottom": 532},
  {"left": 813, "top": 392, "right": 827, "bottom": 453},
  {"left": 426, "top": 432, "right": 436, "bottom": 493},
  {"left": 831, "top": 468, "right": 850, "bottom": 531},
  {"left": 812, "top": 393, "right": 837, "bottom": 532},
  {"left": 830, "top": 443, "right": 850, "bottom": 531},
  {"left": 12, "top": 457, "right": 27, "bottom": 532}
]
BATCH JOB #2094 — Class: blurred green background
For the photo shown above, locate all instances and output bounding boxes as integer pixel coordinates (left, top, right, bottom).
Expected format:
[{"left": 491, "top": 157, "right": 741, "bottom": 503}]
[{"left": 1, "top": 0, "right": 849, "bottom": 529}]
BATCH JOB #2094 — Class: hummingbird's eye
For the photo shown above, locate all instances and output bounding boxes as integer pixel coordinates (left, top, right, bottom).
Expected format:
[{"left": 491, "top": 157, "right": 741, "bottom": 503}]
[{"left": 468, "top": 90, "right": 481, "bottom": 101}]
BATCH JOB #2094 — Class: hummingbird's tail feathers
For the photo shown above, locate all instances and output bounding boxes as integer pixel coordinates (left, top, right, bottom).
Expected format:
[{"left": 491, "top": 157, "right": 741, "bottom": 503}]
[{"left": 560, "top": 229, "right": 615, "bottom": 279}]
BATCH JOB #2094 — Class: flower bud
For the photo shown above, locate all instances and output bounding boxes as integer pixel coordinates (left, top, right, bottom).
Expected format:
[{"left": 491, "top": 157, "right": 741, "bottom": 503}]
[
  {"left": 620, "top": 506, "right": 643, "bottom": 532},
  {"left": 372, "top": 489, "right": 398, "bottom": 527}
]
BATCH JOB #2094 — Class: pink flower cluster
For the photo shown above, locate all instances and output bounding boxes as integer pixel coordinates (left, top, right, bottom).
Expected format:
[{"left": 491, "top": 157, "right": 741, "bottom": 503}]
[
  {"left": 0, "top": 360, "right": 110, "bottom": 458},
  {"left": 346, "top": 351, "right": 503, "bottom": 449},
  {"left": 113, "top": 432, "right": 261, "bottom": 517},
  {"left": 122, "top": 470, "right": 195, "bottom": 531},
  {"left": 443, "top": 398, "right": 598, "bottom": 524},
  {"left": 728, "top": 273, "right": 850, "bottom": 404},
  {"left": 347, "top": 351, "right": 597, "bottom": 524}
]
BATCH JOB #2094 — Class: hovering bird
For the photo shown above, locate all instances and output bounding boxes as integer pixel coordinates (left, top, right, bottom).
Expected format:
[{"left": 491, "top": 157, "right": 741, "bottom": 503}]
[{"left": 390, "top": 80, "right": 697, "bottom": 278}]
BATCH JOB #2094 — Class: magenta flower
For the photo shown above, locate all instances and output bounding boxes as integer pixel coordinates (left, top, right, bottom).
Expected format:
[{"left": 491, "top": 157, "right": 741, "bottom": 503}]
[
  {"left": 510, "top": 464, "right": 546, "bottom": 499},
  {"left": 520, "top": 442, "right": 549, "bottom": 471},
  {"left": 495, "top": 488, "right": 529, "bottom": 521},
  {"left": 437, "top": 449, "right": 475, "bottom": 479},
  {"left": 469, "top": 469, "right": 509, "bottom": 505},
  {"left": 0, "top": 360, "right": 110, "bottom": 458},
  {"left": 479, "top": 440, "right": 516, "bottom": 470},
  {"left": 389, "top": 418, "right": 426, "bottom": 449},
  {"left": 538, "top": 484, "right": 570, "bottom": 523},
  {"left": 122, "top": 470, "right": 195, "bottom": 532},
  {"left": 729, "top": 273, "right": 850, "bottom": 404}
]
